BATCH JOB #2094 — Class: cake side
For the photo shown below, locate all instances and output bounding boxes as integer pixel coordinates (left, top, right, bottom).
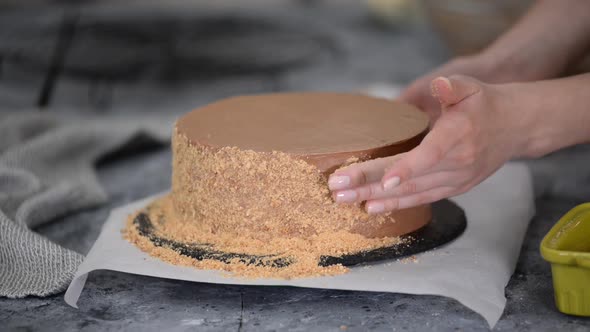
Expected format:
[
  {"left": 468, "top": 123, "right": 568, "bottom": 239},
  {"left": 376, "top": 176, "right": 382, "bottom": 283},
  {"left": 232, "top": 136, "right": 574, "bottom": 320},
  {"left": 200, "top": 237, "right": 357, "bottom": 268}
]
[{"left": 171, "top": 127, "right": 431, "bottom": 242}]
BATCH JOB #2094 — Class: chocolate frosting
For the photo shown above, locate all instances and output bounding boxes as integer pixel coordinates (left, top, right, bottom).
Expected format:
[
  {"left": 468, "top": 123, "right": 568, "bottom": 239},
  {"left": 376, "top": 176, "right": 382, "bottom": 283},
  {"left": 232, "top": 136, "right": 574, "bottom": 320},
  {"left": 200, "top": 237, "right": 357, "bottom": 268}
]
[{"left": 177, "top": 92, "right": 429, "bottom": 172}]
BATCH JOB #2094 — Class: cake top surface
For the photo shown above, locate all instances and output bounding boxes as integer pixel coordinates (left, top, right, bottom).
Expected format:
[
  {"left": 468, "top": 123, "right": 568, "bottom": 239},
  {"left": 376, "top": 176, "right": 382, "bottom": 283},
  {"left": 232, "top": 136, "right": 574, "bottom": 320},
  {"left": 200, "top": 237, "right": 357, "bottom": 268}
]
[{"left": 177, "top": 92, "right": 429, "bottom": 155}]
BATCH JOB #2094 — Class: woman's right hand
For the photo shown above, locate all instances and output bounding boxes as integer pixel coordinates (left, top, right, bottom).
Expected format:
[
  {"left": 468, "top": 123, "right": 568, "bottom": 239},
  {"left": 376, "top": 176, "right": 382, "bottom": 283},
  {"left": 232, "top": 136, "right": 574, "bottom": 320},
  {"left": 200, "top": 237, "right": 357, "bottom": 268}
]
[{"left": 330, "top": 75, "right": 532, "bottom": 213}]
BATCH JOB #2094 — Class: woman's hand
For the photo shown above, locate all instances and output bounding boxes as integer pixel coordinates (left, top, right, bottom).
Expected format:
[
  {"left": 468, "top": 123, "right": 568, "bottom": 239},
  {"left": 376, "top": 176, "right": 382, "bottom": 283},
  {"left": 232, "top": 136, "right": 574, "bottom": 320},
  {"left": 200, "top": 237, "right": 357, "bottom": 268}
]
[
  {"left": 399, "top": 55, "right": 497, "bottom": 121},
  {"left": 329, "top": 75, "right": 529, "bottom": 214},
  {"left": 402, "top": 0, "right": 590, "bottom": 121}
]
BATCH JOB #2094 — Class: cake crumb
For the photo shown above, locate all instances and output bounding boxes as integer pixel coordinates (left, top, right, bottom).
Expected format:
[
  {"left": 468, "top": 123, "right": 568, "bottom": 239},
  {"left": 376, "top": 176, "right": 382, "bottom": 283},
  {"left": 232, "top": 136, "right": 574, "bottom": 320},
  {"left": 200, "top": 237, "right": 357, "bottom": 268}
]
[{"left": 399, "top": 255, "right": 419, "bottom": 264}]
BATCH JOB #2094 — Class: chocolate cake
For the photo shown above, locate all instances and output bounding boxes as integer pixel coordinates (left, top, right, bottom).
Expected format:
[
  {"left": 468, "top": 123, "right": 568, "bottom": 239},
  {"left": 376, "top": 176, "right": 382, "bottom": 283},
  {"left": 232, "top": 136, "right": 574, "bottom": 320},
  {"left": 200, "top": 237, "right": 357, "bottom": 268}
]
[{"left": 125, "top": 92, "right": 437, "bottom": 278}]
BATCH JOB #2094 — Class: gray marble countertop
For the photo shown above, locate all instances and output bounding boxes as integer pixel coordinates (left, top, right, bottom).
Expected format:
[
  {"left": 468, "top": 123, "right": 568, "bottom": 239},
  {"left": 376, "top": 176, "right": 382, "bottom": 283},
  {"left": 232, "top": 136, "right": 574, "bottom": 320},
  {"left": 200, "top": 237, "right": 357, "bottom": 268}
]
[
  {"left": 1, "top": 1, "right": 590, "bottom": 331},
  {"left": 2, "top": 148, "right": 590, "bottom": 331}
]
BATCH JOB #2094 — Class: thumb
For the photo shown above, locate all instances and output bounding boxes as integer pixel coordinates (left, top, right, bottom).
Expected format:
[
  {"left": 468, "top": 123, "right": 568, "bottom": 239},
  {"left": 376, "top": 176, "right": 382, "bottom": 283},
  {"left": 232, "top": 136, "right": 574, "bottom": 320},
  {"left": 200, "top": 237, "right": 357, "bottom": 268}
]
[{"left": 430, "top": 75, "right": 482, "bottom": 108}]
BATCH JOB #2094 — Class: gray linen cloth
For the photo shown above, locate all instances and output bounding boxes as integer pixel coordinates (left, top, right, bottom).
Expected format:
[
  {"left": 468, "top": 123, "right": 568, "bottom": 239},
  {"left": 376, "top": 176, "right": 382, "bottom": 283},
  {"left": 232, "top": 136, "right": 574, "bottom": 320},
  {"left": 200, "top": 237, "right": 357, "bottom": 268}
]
[{"left": 0, "top": 112, "right": 171, "bottom": 298}]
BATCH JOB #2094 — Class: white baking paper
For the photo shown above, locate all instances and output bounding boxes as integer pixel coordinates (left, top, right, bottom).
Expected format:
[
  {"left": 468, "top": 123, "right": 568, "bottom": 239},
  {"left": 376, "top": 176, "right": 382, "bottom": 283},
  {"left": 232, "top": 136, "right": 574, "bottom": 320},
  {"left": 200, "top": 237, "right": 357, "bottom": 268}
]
[{"left": 64, "top": 162, "right": 535, "bottom": 328}]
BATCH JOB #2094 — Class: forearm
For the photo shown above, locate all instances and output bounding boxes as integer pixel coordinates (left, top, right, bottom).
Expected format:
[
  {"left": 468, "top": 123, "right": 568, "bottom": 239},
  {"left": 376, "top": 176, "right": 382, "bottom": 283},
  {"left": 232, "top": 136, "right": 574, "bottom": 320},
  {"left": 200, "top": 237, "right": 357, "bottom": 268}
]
[
  {"left": 480, "top": 0, "right": 590, "bottom": 82},
  {"left": 515, "top": 73, "right": 590, "bottom": 158}
]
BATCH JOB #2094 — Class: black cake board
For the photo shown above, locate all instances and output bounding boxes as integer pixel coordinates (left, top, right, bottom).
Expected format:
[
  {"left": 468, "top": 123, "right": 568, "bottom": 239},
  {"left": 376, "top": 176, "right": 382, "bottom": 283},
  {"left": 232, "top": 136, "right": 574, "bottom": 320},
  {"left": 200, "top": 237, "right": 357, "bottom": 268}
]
[{"left": 132, "top": 199, "right": 466, "bottom": 269}]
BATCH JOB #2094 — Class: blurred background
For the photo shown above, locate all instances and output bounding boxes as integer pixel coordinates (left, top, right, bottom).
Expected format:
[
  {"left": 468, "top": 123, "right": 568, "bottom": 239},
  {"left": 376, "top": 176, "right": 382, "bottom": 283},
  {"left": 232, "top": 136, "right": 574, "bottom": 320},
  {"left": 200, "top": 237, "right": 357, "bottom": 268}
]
[
  {"left": 3, "top": 0, "right": 590, "bottom": 201},
  {"left": 0, "top": 0, "right": 547, "bottom": 116}
]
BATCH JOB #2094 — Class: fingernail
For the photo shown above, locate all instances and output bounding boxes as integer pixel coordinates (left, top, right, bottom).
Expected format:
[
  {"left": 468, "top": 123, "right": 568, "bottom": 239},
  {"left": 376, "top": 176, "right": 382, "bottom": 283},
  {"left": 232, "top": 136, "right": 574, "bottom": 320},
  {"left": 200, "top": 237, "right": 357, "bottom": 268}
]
[
  {"left": 431, "top": 76, "right": 452, "bottom": 97},
  {"left": 382, "top": 176, "right": 400, "bottom": 191},
  {"left": 437, "top": 76, "right": 452, "bottom": 89},
  {"left": 328, "top": 175, "right": 351, "bottom": 190},
  {"left": 335, "top": 190, "right": 357, "bottom": 203},
  {"left": 367, "top": 202, "right": 385, "bottom": 214}
]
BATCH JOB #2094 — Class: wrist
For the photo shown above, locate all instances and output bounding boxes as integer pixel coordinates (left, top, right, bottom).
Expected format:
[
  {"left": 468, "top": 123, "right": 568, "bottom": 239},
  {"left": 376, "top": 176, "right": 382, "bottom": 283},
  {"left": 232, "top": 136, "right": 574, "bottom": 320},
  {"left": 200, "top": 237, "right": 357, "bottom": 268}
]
[
  {"left": 477, "top": 46, "right": 554, "bottom": 83},
  {"left": 508, "top": 75, "right": 590, "bottom": 159},
  {"left": 493, "top": 82, "right": 545, "bottom": 159}
]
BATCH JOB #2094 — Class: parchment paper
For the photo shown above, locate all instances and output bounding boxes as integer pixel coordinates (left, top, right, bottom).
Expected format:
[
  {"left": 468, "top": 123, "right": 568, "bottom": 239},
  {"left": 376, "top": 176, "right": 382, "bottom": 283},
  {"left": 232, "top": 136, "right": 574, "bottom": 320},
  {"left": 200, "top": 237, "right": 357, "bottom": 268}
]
[{"left": 64, "top": 162, "right": 535, "bottom": 328}]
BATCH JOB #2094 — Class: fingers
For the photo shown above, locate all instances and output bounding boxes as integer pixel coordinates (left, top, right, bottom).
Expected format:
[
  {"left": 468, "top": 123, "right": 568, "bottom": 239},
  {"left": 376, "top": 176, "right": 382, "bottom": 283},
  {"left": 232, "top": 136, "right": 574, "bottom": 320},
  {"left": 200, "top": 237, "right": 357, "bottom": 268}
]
[
  {"left": 431, "top": 75, "right": 481, "bottom": 108},
  {"left": 399, "top": 77, "right": 441, "bottom": 121},
  {"left": 384, "top": 170, "right": 463, "bottom": 198},
  {"left": 333, "top": 170, "right": 462, "bottom": 204},
  {"left": 381, "top": 130, "right": 458, "bottom": 190},
  {"left": 365, "top": 186, "right": 457, "bottom": 214},
  {"left": 382, "top": 77, "right": 482, "bottom": 188},
  {"left": 333, "top": 181, "right": 387, "bottom": 203},
  {"left": 328, "top": 156, "right": 400, "bottom": 191}
]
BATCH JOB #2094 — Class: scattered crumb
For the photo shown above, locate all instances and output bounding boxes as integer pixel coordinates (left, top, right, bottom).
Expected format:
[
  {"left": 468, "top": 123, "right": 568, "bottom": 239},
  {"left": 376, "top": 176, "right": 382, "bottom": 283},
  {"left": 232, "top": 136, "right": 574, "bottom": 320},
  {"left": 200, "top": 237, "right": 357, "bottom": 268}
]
[{"left": 399, "top": 255, "right": 419, "bottom": 264}]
